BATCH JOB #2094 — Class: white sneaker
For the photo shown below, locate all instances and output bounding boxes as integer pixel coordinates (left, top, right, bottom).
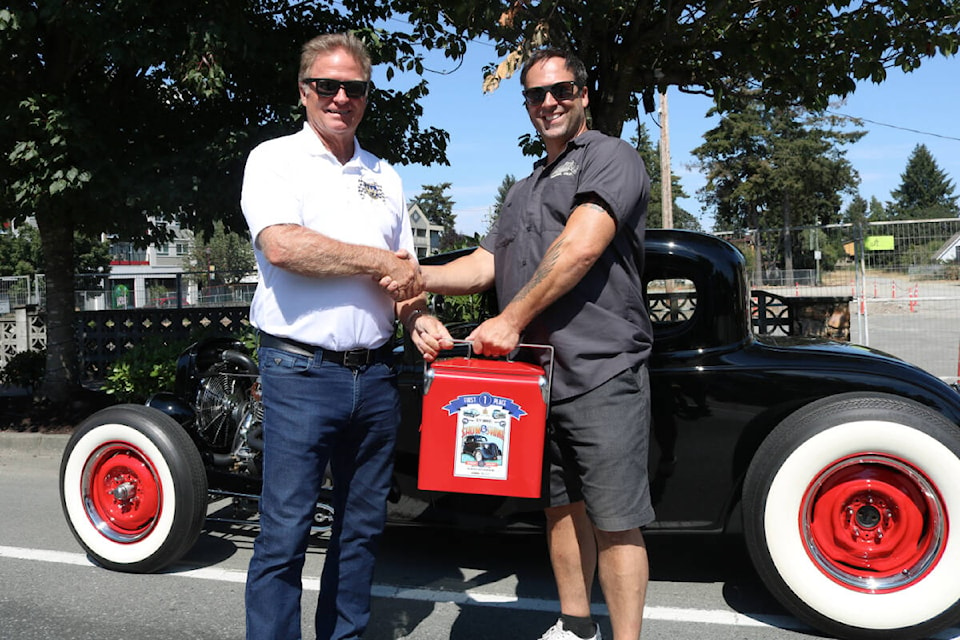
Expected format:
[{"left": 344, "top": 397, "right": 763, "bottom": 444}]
[{"left": 538, "top": 618, "right": 602, "bottom": 640}]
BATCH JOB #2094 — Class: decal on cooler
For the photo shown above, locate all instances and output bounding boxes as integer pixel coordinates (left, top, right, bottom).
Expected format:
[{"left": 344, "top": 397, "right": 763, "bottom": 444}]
[{"left": 443, "top": 393, "right": 524, "bottom": 481}]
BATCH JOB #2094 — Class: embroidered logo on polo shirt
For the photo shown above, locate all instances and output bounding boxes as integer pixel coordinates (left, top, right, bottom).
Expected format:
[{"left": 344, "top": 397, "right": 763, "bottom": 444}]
[
  {"left": 357, "top": 177, "right": 385, "bottom": 201},
  {"left": 550, "top": 159, "right": 579, "bottom": 179}
]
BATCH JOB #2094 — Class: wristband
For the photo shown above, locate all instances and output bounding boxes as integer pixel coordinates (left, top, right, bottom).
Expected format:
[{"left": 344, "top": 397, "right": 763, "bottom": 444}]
[{"left": 406, "top": 308, "right": 426, "bottom": 330}]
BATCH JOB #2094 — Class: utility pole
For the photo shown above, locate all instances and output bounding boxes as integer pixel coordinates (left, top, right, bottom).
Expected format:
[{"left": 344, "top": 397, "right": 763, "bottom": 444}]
[
  {"left": 659, "top": 87, "right": 674, "bottom": 229},
  {"left": 659, "top": 87, "right": 676, "bottom": 301}
]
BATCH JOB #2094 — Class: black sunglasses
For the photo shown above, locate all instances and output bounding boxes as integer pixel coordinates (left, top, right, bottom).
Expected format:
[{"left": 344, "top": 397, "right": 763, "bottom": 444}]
[
  {"left": 522, "top": 81, "right": 580, "bottom": 106},
  {"left": 302, "top": 77, "right": 370, "bottom": 99}
]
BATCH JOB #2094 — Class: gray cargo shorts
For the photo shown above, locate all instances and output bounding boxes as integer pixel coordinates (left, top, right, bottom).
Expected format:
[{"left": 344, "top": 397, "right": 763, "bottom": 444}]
[{"left": 546, "top": 363, "right": 655, "bottom": 531}]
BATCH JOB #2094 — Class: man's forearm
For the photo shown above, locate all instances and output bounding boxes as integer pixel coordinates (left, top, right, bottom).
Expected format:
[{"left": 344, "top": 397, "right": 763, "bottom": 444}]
[
  {"left": 259, "top": 224, "right": 392, "bottom": 279},
  {"left": 421, "top": 248, "right": 495, "bottom": 295},
  {"left": 499, "top": 202, "right": 616, "bottom": 331}
]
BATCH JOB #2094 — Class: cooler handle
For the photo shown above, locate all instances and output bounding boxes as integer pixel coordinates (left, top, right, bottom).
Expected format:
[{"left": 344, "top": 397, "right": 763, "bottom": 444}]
[{"left": 423, "top": 340, "right": 554, "bottom": 406}]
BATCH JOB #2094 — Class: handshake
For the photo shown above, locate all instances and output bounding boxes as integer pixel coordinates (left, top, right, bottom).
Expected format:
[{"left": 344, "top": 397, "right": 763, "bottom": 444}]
[
  {"left": 376, "top": 248, "right": 458, "bottom": 362},
  {"left": 377, "top": 248, "right": 425, "bottom": 302},
  {"left": 374, "top": 245, "right": 519, "bottom": 361}
]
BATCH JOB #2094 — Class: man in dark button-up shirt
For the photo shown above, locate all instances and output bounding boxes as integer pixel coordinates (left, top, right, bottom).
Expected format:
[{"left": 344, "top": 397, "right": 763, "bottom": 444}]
[{"left": 400, "top": 47, "right": 654, "bottom": 640}]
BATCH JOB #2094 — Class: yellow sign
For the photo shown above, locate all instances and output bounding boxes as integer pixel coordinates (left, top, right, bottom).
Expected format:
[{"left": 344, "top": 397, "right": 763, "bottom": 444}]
[{"left": 864, "top": 236, "right": 895, "bottom": 251}]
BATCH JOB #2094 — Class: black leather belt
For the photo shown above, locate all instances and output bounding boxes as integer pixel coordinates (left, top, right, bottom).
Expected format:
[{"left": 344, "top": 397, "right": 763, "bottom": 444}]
[{"left": 259, "top": 333, "right": 392, "bottom": 368}]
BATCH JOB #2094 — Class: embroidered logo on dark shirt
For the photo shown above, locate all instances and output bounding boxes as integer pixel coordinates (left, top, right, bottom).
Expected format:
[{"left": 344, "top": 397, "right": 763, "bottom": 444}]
[
  {"left": 550, "top": 160, "right": 579, "bottom": 178},
  {"left": 358, "top": 178, "right": 385, "bottom": 201}
]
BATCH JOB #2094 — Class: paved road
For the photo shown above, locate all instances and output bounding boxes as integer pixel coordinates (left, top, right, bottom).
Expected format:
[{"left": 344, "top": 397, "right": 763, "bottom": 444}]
[
  {"left": 762, "top": 280, "right": 960, "bottom": 381},
  {"left": 850, "top": 300, "right": 960, "bottom": 380},
  {"left": 2, "top": 437, "right": 959, "bottom": 640}
]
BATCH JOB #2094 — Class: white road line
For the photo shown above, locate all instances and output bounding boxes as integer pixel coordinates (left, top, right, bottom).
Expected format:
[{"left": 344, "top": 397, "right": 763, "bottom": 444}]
[{"left": 3, "top": 545, "right": 960, "bottom": 638}]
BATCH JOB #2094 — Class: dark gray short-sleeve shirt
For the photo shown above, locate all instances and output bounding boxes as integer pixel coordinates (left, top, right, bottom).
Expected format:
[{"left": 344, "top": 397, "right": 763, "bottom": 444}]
[{"left": 481, "top": 130, "right": 653, "bottom": 401}]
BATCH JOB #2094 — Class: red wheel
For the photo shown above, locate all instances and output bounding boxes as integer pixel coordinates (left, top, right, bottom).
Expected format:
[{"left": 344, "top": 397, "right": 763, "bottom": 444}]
[
  {"left": 60, "top": 405, "right": 207, "bottom": 573},
  {"left": 743, "top": 394, "right": 960, "bottom": 640},
  {"left": 803, "top": 455, "right": 945, "bottom": 590},
  {"left": 84, "top": 443, "right": 164, "bottom": 542}
]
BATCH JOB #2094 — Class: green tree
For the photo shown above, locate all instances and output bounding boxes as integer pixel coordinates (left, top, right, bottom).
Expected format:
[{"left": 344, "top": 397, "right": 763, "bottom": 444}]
[
  {"left": 188, "top": 220, "right": 256, "bottom": 287},
  {"left": 843, "top": 195, "right": 869, "bottom": 227},
  {"left": 692, "top": 100, "right": 863, "bottom": 281},
  {"left": 693, "top": 102, "right": 863, "bottom": 231},
  {"left": 1, "top": 2, "right": 450, "bottom": 403},
  {"left": 409, "top": 183, "right": 462, "bottom": 249},
  {"left": 410, "top": 0, "right": 960, "bottom": 137},
  {"left": 484, "top": 173, "right": 517, "bottom": 232},
  {"left": 74, "top": 233, "right": 113, "bottom": 277},
  {"left": 869, "top": 196, "right": 888, "bottom": 221},
  {"left": 886, "top": 144, "right": 959, "bottom": 220},
  {"left": 0, "top": 223, "right": 110, "bottom": 277},
  {"left": 0, "top": 224, "right": 42, "bottom": 276}
]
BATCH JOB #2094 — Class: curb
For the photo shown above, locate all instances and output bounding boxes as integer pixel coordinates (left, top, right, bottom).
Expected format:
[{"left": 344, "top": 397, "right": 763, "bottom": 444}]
[{"left": 0, "top": 432, "right": 70, "bottom": 456}]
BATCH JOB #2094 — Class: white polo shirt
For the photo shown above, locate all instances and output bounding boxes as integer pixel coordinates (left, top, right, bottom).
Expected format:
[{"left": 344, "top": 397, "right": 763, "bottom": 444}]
[{"left": 241, "top": 124, "right": 415, "bottom": 351}]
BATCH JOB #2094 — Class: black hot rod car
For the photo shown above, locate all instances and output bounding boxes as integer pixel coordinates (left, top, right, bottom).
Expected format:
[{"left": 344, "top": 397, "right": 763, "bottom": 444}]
[{"left": 59, "top": 229, "right": 960, "bottom": 640}]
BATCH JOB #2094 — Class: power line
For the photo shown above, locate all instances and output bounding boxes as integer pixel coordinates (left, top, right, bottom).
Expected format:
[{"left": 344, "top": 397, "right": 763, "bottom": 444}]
[{"left": 828, "top": 110, "right": 960, "bottom": 142}]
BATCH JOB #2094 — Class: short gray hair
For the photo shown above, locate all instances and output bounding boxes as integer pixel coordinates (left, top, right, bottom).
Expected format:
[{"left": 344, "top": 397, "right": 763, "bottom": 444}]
[{"left": 299, "top": 33, "right": 372, "bottom": 81}]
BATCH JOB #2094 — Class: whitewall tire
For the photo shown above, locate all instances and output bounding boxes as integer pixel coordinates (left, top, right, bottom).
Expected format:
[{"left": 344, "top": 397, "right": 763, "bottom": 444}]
[
  {"left": 59, "top": 405, "right": 207, "bottom": 573},
  {"left": 743, "top": 393, "right": 960, "bottom": 640}
]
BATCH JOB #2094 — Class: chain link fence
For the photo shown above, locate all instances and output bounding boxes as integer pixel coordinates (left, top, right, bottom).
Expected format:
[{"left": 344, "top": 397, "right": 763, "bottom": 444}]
[
  {"left": 72, "top": 270, "right": 256, "bottom": 310},
  {"left": 0, "top": 274, "right": 44, "bottom": 314},
  {"left": 720, "top": 218, "right": 960, "bottom": 382},
  {"left": 1, "top": 270, "right": 256, "bottom": 313}
]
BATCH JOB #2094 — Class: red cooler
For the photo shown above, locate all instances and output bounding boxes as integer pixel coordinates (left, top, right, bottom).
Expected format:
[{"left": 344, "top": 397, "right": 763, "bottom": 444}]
[{"left": 418, "top": 345, "right": 552, "bottom": 498}]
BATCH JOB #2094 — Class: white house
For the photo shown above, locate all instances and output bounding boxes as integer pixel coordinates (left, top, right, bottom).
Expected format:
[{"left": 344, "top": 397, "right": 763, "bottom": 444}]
[
  {"left": 87, "top": 221, "right": 199, "bottom": 310},
  {"left": 934, "top": 231, "right": 960, "bottom": 263},
  {"left": 407, "top": 204, "right": 445, "bottom": 258}
]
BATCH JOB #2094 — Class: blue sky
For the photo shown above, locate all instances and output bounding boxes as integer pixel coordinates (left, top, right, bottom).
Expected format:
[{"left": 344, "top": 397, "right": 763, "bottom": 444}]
[{"left": 378, "top": 45, "right": 960, "bottom": 236}]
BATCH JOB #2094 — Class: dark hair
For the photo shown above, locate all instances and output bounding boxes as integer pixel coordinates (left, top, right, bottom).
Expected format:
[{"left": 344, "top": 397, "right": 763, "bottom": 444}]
[
  {"left": 299, "top": 33, "right": 372, "bottom": 82},
  {"left": 520, "top": 47, "right": 588, "bottom": 88}
]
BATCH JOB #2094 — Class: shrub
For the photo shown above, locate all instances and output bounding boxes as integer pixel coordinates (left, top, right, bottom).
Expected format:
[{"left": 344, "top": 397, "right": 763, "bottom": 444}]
[
  {"left": 101, "top": 329, "right": 258, "bottom": 403},
  {"left": 0, "top": 349, "right": 46, "bottom": 390},
  {"left": 102, "top": 337, "right": 193, "bottom": 403}
]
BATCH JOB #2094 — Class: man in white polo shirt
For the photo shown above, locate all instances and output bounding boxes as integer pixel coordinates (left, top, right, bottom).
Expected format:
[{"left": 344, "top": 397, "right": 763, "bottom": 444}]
[{"left": 240, "top": 32, "right": 429, "bottom": 640}]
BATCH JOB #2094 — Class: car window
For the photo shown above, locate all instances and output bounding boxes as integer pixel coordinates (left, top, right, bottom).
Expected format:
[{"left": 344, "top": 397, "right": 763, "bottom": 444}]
[{"left": 646, "top": 277, "right": 697, "bottom": 331}]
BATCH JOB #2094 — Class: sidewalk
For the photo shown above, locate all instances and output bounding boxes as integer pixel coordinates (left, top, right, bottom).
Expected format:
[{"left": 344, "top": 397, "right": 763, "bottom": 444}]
[
  {"left": 0, "top": 384, "right": 70, "bottom": 456},
  {"left": 0, "top": 431, "right": 69, "bottom": 456}
]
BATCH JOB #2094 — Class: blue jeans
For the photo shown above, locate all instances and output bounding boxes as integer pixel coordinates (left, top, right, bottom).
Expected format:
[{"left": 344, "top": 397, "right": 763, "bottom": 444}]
[{"left": 245, "top": 347, "right": 399, "bottom": 640}]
